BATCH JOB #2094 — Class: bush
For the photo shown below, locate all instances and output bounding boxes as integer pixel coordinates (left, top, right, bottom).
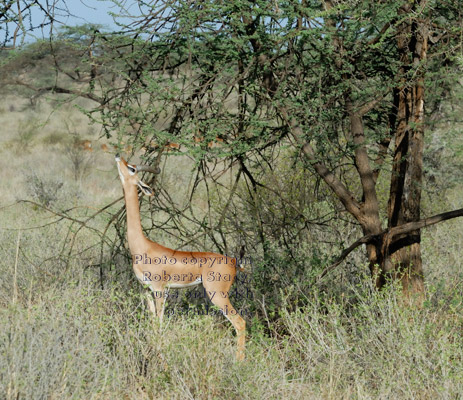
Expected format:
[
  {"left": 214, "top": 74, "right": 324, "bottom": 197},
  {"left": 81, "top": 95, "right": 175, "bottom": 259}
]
[{"left": 24, "top": 171, "right": 63, "bottom": 208}]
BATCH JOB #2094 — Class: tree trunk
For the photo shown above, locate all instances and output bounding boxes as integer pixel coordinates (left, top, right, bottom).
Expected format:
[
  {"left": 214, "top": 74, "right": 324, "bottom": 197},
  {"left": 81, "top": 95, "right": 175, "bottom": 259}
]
[
  {"left": 385, "top": 3, "right": 428, "bottom": 299},
  {"left": 274, "top": 0, "right": 430, "bottom": 300}
]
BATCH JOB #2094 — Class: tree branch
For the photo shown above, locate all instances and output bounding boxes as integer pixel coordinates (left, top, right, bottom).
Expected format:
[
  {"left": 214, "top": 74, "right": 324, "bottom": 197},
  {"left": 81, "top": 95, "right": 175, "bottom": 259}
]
[
  {"left": 318, "top": 207, "right": 463, "bottom": 280},
  {"left": 11, "top": 80, "right": 105, "bottom": 104},
  {"left": 279, "top": 107, "right": 363, "bottom": 222}
]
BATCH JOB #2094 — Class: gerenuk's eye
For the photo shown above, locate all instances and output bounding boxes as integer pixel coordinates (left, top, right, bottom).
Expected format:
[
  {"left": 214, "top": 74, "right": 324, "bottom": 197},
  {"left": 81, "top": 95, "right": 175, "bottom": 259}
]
[{"left": 127, "top": 165, "right": 137, "bottom": 175}]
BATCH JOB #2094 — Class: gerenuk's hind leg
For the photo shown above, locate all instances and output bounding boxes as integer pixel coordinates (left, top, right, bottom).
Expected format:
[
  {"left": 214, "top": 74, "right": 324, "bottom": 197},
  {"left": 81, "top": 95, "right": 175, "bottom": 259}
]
[{"left": 207, "top": 293, "right": 246, "bottom": 361}]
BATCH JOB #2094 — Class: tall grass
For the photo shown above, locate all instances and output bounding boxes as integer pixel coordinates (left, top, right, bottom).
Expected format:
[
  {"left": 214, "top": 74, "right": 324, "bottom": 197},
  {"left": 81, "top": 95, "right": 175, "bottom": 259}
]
[{"left": 1, "top": 269, "right": 462, "bottom": 399}]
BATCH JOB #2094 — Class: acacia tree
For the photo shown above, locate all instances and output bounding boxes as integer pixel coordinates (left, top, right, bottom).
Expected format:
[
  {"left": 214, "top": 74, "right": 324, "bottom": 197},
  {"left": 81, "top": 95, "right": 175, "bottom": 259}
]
[
  {"left": 6, "top": 0, "right": 463, "bottom": 299},
  {"left": 82, "top": 0, "right": 460, "bottom": 298}
]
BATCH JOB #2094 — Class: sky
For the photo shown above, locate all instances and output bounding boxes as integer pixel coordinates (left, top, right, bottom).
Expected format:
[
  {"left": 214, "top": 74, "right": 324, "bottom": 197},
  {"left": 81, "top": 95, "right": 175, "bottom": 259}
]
[
  {"left": 56, "top": 0, "right": 133, "bottom": 31},
  {"left": 2, "top": 0, "right": 136, "bottom": 46}
]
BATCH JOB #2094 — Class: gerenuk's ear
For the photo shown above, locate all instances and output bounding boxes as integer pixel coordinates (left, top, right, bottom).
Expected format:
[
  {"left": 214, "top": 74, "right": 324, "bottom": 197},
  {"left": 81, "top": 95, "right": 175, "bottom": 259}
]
[{"left": 137, "top": 180, "right": 154, "bottom": 196}]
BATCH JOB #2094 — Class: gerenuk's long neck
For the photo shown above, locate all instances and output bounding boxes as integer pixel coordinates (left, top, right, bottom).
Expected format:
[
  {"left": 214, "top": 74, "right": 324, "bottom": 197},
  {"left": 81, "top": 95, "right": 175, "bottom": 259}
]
[{"left": 123, "top": 184, "right": 149, "bottom": 254}]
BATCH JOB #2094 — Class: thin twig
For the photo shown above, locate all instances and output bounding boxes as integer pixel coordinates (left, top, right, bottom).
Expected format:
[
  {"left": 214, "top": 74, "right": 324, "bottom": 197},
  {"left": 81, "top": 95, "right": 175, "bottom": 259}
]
[{"left": 13, "top": 230, "right": 21, "bottom": 304}]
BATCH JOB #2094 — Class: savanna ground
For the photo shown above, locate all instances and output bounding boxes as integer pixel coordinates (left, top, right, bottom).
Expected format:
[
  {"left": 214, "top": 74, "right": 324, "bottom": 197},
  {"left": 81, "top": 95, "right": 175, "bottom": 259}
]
[{"left": 1, "top": 93, "right": 463, "bottom": 400}]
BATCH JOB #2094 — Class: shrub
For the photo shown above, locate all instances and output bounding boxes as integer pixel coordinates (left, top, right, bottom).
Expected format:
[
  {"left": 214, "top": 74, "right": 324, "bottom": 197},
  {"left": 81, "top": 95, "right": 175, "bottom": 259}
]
[{"left": 24, "top": 171, "right": 63, "bottom": 208}]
